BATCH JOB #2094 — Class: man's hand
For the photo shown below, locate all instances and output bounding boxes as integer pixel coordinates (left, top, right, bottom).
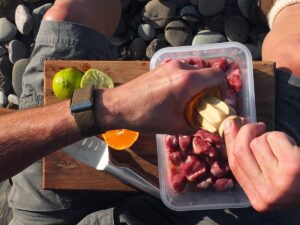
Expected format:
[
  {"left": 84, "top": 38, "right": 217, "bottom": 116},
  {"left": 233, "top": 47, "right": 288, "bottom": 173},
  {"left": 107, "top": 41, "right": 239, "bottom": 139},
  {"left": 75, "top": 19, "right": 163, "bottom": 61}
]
[
  {"left": 224, "top": 119, "right": 300, "bottom": 211},
  {"left": 97, "top": 59, "right": 224, "bottom": 135}
]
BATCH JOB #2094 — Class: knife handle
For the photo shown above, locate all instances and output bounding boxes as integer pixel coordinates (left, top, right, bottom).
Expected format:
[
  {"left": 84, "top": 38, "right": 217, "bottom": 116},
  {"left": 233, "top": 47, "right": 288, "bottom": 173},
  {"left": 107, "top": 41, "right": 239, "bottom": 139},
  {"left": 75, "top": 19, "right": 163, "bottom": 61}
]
[{"left": 105, "top": 162, "right": 160, "bottom": 199}]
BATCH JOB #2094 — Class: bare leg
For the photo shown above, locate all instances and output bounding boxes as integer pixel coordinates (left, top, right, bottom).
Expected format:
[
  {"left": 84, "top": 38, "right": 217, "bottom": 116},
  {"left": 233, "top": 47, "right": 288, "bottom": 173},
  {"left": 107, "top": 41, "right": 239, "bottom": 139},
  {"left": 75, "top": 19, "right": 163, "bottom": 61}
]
[{"left": 43, "top": 0, "right": 121, "bottom": 38}]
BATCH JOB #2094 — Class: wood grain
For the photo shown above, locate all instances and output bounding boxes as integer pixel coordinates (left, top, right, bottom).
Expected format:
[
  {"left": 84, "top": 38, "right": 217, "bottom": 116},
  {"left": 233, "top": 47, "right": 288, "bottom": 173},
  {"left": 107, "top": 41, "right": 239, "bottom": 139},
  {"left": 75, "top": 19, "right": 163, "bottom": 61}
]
[{"left": 43, "top": 60, "right": 275, "bottom": 191}]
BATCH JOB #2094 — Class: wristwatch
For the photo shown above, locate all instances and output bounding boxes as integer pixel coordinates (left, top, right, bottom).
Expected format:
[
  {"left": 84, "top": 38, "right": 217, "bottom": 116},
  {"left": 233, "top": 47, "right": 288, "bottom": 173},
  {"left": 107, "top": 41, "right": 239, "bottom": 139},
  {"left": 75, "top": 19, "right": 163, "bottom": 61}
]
[{"left": 70, "top": 85, "right": 100, "bottom": 136}]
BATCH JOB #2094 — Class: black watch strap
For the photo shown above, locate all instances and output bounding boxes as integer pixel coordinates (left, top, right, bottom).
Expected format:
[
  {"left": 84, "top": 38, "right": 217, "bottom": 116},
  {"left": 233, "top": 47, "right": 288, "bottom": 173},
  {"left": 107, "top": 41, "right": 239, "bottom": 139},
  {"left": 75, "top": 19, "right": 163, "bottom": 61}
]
[{"left": 71, "top": 86, "right": 100, "bottom": 137}]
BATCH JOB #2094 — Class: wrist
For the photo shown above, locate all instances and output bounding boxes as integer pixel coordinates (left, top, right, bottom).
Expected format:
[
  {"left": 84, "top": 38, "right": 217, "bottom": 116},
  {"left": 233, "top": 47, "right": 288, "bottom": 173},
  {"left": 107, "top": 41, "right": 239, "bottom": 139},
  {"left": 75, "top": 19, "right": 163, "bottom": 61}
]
[{"left": 94, "top": 88, "right": 127, "bottom": 133}]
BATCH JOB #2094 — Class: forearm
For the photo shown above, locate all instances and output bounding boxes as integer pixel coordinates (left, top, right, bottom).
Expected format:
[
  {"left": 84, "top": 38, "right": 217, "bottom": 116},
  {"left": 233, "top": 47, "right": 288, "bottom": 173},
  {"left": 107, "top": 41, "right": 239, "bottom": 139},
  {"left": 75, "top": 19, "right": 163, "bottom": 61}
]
[
  {"left": 262, "top": 3, "right": 300, "bottom": 75},
  {"left": 0, "top": 100, "right": 81, "bottom": 181}
]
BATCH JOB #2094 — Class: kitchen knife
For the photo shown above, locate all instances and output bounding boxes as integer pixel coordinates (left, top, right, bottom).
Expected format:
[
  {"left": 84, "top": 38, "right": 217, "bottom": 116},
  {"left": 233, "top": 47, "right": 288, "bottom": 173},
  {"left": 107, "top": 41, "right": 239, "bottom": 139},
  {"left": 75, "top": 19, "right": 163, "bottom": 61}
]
[{"left": 62, "top": 136, "right": 160, "bottom": 199}]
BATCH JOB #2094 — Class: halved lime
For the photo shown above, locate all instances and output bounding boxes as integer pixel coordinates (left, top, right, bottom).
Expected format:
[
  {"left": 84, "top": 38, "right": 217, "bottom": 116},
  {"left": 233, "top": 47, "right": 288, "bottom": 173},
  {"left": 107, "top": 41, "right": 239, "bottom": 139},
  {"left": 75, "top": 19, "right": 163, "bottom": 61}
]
[
  {"left": 80, "top": 69, "right": 114, "bottom": 89},
  {"left": 52, "top": 67, "right": 84, "bottom": 100}
]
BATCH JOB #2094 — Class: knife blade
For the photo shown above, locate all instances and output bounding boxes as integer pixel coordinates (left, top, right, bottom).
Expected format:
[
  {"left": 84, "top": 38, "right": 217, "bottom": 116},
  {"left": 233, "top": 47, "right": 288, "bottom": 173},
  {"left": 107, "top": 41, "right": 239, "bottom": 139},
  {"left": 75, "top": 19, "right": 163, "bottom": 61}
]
[{"left": 63, "top": 136, "right": 160, "bottom": 199}]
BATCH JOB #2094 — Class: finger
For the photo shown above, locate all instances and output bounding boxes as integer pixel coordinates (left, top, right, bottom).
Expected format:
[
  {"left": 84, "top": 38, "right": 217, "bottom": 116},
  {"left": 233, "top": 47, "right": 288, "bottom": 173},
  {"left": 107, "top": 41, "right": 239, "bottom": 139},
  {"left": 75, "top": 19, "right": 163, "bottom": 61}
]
[
  {"left": 266, "top": 132, "right": 298, "bottom": 159},
  {"left": 250, "top": 132, "right": 278, "bottom": 176},
  {"left": 224, "top": 119, "right": 263, "bottom": 207},
  {"left": 234, "top": 123, "right": 267, "bottom": 186},
  {"left": 190, "top": 67, "right": 225, "bottom": 90}
]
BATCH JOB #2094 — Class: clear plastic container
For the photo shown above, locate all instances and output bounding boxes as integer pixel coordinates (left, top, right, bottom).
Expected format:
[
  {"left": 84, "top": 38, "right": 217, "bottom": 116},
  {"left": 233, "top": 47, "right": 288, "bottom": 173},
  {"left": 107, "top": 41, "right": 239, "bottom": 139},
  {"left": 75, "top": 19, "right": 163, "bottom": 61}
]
[{"left": 151, "top": 42, "right": 256, "bottom": 211}]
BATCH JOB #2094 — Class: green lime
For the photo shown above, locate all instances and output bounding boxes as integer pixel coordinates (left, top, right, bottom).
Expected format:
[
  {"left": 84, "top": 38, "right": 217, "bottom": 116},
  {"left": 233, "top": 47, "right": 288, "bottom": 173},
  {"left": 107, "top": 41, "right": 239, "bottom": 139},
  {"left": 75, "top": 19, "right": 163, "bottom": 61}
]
[
  {"left": 52, "top": 67, "right": 84, "bottom": 100},
  {"left": 80, "top": 69, "right": 114, "bottom": 89}
]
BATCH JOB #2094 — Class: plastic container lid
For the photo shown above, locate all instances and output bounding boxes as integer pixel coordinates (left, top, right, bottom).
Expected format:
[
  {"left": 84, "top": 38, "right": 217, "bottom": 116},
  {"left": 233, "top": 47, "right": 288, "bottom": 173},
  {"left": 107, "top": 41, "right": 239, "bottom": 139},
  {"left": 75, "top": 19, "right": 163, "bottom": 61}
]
[{"left": 151, "top": 42, "right": 256, "bottom": 211}]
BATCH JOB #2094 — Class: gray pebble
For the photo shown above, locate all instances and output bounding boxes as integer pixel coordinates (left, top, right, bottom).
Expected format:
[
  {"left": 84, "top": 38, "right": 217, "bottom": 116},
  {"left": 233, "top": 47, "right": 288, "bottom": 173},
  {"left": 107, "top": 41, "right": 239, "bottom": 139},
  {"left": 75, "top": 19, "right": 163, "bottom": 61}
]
[
  {"left": 146, "top": 38, "right": 168, "bottom": 59},
  {"left": 237, "top": 0, "right": 259, "bottom": 24},
  {"left": 138, "top": 24, "right": 156, "bottom": 41},
  {"left": 8, "top": 40, "right": 27, "bottom": 64},
  {"left": 0, "top": 18, "right": 17, "bottom": 42},
  {"left": 192, "top": 30, "right": 226, "bottom": 45},
  {"left": 129, "top": 37, "right": 147, "bottom": 59},
  {"left": 198, "top": 0, "right": 225, "bottom": 16},
  {"left": 244, "top": 44, "right": 261, "bottom": 60},
  {"left": 12, "top": 58, "right": 29, "bottom": 97},
  {"left": 174, "top": 0, "right": 190, "bottom": 8},
  {"left": 249, "top": 26, "right": 268, "bottom": 43},
  {"left": 7, "top": 93, "right": 18, "bottom": 105},
  {"left": 143, "top": 0, "right": 176, "bottom": 29},
  {"left": 165, "top": 20, "right": 192, "bottom": 47},
  {"left": 32, "top": 3, "right": 53, "bottom": 38},
  {"left": 190, "top": 0, "right": 198, "bottom": 5},
  {"left": 226, "top": 0, "right": 237, "bottom": 6},
  {"left": 0, "top": 46, "right": 6, "bottom": 57},
  {"left": 207, "top": 15, "right": 225, "bottom": 33},
  {"left": 0, "top": 72, "right": 12, "bottom": 95},
  {"left": 0, "top": 90, "right": 8, "bottom": 107},
  {"left": 0, "top": 55, "right": 13, "bottom": 80},
  {"left": 224, "top": 16, "right": 249, "bottom": 43},
  {"left": 15, "top": 4, "right": 33, "bottom": 35},
  {"left": 180, "top": 5, "right": 200, "bottom": 22}
]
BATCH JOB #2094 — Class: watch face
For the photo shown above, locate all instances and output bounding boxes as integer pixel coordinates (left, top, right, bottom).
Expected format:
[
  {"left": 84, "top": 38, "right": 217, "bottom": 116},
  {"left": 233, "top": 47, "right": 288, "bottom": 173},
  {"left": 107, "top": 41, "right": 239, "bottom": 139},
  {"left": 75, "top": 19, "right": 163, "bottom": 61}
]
[{"left": 71, "top": 100, "right": 93, "bottom": 113}]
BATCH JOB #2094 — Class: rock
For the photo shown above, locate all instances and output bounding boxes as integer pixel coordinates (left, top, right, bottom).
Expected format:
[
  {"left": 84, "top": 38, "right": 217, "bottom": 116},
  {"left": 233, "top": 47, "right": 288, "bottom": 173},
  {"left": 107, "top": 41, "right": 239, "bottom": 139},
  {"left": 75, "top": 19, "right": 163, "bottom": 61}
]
[
  {"left": 146, "top": 38, "right": 168, "bottom": 59},
  {"left": 165, "top": 20, "right": 192, "bottom": 47},
  {"left": 0, "top": 0, "right": 18, "bottom": 20},
  {"left": 180, "top": 5, "right": 200, "bottom": 22},
  {"left": 109, "top": 35, "right": 128, "bottom": 49},
  {"left": 0, "top": 18, "right": 17, "bottom": 42},
  {"left": 192, "top": 30, "right": 226, "bottom": 45},
  {"left": 15, "top": 4, "right": 33, "bottom": 35},
  {"left": 12, "top": 58, "right": 29, "bottom": 97},
  {"left": 0, "top": 46, "right": 6, "bottom": 57},
  {"left": 7, "top": 93, "right": 18, "bottom": 105},
  {"left": 143, "top": 0, "right": 176, "bottom": 29},
  {"left": 0, "top": 73, "right": 12, "bottom": 95},
  {"left": 198, "top": 0, "right": 225, "bottom": 16},
  {"left": 225, "top": 0, "right": 237, "bottom": 6},
  {"left": 8, "top": 40, "right": 27, "bottom": 64},
  {"left": 129, "top": 37, "right": 147, "bottom": 59},
  {"left": 138, "top": 24, "right": 156, "bottom": 41},
  {"left": 237, "top": 0, "right": 259, "bottom": 24},
  {"left": 223, "top": 5, "right": 242, "bottom": 17},
  {"left": 0, "top": 56, "right": 13, "bottom": 80},
  {"left": 174, "top": 0, "right": 189, "bottom": 8},
  {"left": 249, "top": 26, "right": 269, "bottom": 43},
  {"left": 32, "top": 3, "right": 53, "bottom": 38},
  {"left": 0, "top": 91, "right": 8, "bottom": 107},
  {"left": 121, "top": 0, "right": 131, "bottom": 10},
  {"left": 224, "top": 16, "right": 249, "bottom": 43},
  {"left": 207, "top": 15, "right": 225, "bottom": 33},
  {"left": 244, "top": 44, "right": 261, "bottom": 60},
  {"left": 190, "top": 0, "right": 198, "bottom": 5}
]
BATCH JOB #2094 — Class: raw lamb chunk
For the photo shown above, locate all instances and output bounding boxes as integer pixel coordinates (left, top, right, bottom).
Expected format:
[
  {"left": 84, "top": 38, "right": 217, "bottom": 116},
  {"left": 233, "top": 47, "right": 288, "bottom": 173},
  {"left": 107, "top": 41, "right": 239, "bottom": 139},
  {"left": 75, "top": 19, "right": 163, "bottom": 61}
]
[
  {"left": 171, "top": 168, "right": 187, "bottom": 193},
  {"left": 178, "top": 135, "right": 192, "bottom": 153},
  {"left": 225, "top": 62, "right": 243, "bottom": 93},
  {"left": 214, "top": 178, "right": 234, "bottom": 191},
  {"left": 182, "top": 156, "right": 206, "bottom": 182}
]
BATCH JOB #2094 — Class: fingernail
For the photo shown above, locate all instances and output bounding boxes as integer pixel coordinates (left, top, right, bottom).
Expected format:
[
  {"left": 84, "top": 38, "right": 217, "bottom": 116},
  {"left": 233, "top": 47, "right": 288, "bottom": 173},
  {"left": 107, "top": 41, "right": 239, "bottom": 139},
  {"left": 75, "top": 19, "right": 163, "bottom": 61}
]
[{"left": 224, "top": 119, "right": 232, "bottom": 133}]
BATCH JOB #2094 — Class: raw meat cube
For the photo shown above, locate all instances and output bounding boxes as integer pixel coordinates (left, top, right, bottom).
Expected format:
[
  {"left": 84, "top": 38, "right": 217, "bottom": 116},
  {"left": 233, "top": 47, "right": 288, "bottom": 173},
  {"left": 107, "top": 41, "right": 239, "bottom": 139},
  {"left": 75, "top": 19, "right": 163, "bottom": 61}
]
[
  {"left": 194, "top": 130, "right": 224, "bottom": 148},
  {"left": 178, "top": 135, "right": 192, "bottom": 153},
  {"left": 182, "top": 156, "right": 206, "bottom": 182},
  {"left": 165, "top": 135, "right": 179, "bottom": 152},
  {"left": 171, "top": 168, "right": 187, "bottom": 193},
  {"left": 210, "top": 160, "right": 230, "bottom": 178},
  {"left": 214, "top": 178, "right": 234, "bottom": 191},
  {"left": 169, "top": 151, "right": 185, "bottom": 166},
  {"left": 208, "top": 58, "right": 228, "bottom": 72},
  {"left": 225, "top": 62, "right": 243, "bottom": 93},
  {"left": 195, "top": 177, "right": 213, "bottom": 191},
  {"left": 192, "top": 136, "right": 214, "bottom": 155}
]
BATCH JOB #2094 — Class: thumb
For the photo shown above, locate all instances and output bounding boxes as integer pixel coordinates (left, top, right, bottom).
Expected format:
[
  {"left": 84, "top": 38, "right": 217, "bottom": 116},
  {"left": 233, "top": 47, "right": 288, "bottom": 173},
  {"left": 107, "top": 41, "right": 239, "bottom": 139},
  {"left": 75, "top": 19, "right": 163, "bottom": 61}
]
[{"left": 224, "top": 117, "right": 242, "bottom": 159}]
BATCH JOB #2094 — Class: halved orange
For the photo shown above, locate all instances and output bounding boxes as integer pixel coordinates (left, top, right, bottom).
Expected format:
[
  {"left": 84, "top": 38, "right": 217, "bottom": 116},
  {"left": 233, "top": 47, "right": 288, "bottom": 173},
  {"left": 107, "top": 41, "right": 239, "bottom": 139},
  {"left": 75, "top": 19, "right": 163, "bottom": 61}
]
[{"left": 101, "top": 129, "right": 139, "bottom": 150}]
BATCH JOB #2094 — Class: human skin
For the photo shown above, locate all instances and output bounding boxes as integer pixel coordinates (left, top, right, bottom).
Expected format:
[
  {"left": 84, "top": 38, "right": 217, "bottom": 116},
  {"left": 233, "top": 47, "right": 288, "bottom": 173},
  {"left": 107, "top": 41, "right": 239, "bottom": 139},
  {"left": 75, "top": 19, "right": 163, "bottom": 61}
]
[{"left": 225, "top": 3, "right": 300, "bottom": 212}]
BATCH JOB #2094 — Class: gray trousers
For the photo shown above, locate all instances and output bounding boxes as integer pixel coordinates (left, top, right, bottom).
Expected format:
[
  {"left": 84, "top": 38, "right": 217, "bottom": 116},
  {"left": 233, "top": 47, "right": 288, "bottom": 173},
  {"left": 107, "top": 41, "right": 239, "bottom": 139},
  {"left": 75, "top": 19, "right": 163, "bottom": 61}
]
[{"left": 8, "top": 20, "right": 300, "bottom": 225}]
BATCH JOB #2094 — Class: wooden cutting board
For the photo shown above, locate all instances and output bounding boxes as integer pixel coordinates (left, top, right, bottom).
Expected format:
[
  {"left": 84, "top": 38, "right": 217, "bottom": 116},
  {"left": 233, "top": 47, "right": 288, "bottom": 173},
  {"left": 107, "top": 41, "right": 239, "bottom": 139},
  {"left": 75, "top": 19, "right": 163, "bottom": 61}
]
[{"left": 43, "top": 60, "right": 275, "bottom": 191}]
